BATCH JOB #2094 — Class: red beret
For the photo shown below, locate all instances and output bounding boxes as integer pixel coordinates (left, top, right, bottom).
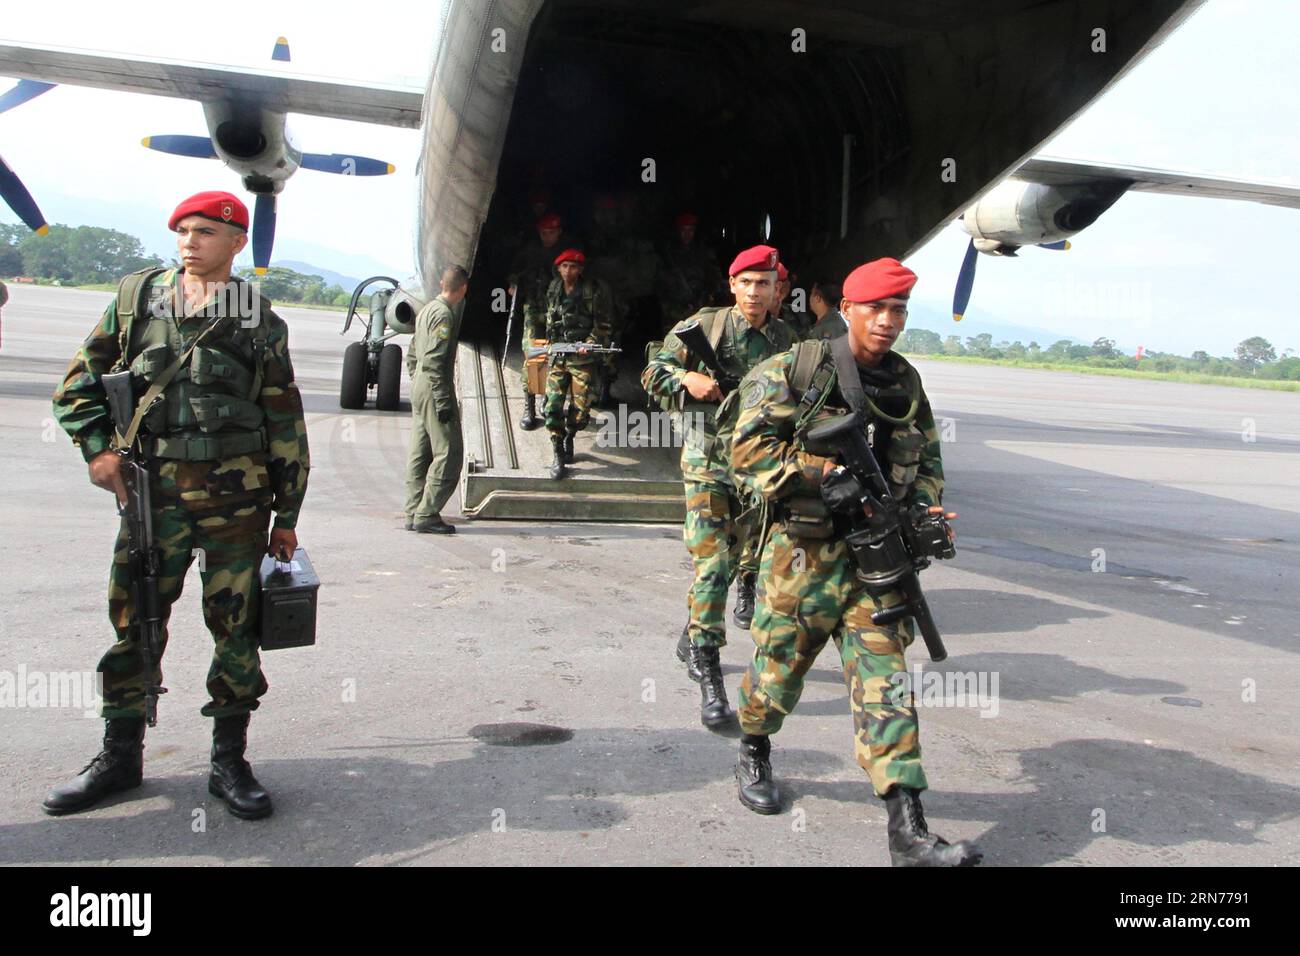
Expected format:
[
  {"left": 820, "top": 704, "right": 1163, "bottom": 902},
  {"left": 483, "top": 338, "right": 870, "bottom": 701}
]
[
  {"left": 554, "top": 248, "right": 585, "bottom": 265},
  {"left": 537, "top": 213, "right": 562, "bottom": 230},
  {"left": 842, "top": 257, "right": 917, "bottom": 302},
  {"left": 776, "top": 261, "right": 789, "bottom": 281},
  {"left": 168, "top": 191, "right": 248, "bottom": 231},
  {"left": 728, "top": 244, "right": 780, "bottom": 277},
  {"left": 674, "top": 212, "right": 698, "bottom": 228}
]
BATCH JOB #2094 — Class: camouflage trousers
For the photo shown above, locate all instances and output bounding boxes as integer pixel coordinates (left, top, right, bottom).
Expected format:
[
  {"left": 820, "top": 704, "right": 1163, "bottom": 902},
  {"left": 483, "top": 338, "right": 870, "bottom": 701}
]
[
  {"left": 737, "top": 527, "right": 928, "bottom": 796},
  {"left": 405, "top": 376, "right": 463, "bottom": 519},
  {"left": 683, "top": 479, "right": 759, "bottom": 649},
  {"left": 544, "top": 357, "right": 597, "bottom": 437},
  {"left": 100, "top": 468, "right": 271, "bottom": 720}
]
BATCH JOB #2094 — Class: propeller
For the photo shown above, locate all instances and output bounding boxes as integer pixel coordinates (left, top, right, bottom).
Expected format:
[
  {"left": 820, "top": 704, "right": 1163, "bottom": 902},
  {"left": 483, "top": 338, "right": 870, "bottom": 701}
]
[
  {"left": 0, "top": 81, "right": 56, "bottom": 234},
  {"left": 252, "top": 194, "right": 277, "bottom": 276},
  {"left": 300, "top": 153, "right": 396, "bottom": 176},
  {"left": 0, "top": 80, "right": 55, "bottom": 115},
  {"left": 141, "top": 135, "right": 217, "bottom": 159},
  {"left": 1, "top": 153, "right": 48, "bottom": 234},
  {"left": 951, "top": 237, "right": 1071, "bottom": 321}
]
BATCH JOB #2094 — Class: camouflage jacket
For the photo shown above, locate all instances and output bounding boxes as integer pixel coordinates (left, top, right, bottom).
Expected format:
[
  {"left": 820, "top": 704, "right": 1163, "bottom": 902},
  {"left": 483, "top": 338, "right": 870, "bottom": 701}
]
[
  {"left": 775, "top": 302, "right": 814, "bottom": 341},
  {"left": 642, "top": 306, "right": 797, "bottom": 484},
  {"left": 52, "top": 268, "right": 311, "bottom": 529},
  {"left": 544, "top": 276, "right": 613, "bottom": 348},
  {"left": 406, "top": 294, "right": 462, "bottom": 412},
  {"left": 732, "top": 342, "right": 943, "bottom": 513}
]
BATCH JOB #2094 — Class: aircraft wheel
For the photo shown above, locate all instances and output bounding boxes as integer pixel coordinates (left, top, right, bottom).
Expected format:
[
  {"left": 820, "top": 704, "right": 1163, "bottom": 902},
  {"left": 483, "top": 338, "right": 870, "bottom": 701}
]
[
  {"left": 340, "top": 342, "right": 368, "bottom": 409},
  {"left": 375, "top": 343, "right": 403, "bottom": 411}
]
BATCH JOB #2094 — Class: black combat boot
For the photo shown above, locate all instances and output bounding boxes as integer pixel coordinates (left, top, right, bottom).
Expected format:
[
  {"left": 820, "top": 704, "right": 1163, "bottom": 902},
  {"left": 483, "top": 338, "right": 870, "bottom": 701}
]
[
  {"left": 548, "top": 435, "right": 567, "bottom": 480},
  {"left": 209, "top": 713, "right": 273, "bottom": 820},
  {"left": 882, "top": 787, "right": 982, "bottom": 867},
  {"left": 732, "top": 572, "right": 757, "bottom": 630},
  {"left": 519, "top": 393, "right": 540, "bottom": 431},
  {"left": 735, "top": 733, "right": 781, "bottom": 814},
  {"left": 563, "top": 429, "right": 576, "bottom": 464},
  {"left": 675, "top": 623, "right": 704, "bottom": 682},
  {"left": 696, "top": 645, "right": 734, "bottom": 728},
  {"left": 42, "top": 716, "right": 145, "bottom": 815}
]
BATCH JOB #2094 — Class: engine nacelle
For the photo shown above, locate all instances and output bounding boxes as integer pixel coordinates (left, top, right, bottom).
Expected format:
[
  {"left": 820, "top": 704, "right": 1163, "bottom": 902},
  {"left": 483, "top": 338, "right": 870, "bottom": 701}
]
[
  {"left": 201, "top": 102, "right": 299, "bottom": 189},
  {"left": 960, "top": 178, "right": 1127, "bottom": 252},
  {"left": 383, "top": 283, "right": 429, "bottom": 335}
]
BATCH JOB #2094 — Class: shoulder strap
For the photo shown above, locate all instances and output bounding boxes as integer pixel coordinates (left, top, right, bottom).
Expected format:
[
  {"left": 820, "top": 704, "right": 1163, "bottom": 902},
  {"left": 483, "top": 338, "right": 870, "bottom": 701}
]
[
  {"left": 829, "top": 333, "right": 866, "bottom": 416},
  {"left": 791, "top": 340, "right": 835, "bottom": 435},
  {"left": 789, "top": 339, "right": 824, "bottom": 394},
  {"left": 117, "top": 316, "right": 230, "bottom": 450},
  {"left": 707, "top": 306, "right": 728, "bottom": 354},
  {"left": 115, "top": 267, "right": 168, "bottom": 356}
]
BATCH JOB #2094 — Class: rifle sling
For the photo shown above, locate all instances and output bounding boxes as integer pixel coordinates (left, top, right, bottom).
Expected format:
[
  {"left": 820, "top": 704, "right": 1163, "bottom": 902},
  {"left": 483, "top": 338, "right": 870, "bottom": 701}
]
[{"left": 116, "top": 316, "right": 230, "bottom": 451}]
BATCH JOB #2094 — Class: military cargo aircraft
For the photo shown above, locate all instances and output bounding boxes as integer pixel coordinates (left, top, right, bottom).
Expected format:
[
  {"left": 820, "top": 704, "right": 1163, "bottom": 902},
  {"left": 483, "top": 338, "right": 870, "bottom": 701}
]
[{"left": 4, "top": 0, "right": 1299, "bottom": 521}]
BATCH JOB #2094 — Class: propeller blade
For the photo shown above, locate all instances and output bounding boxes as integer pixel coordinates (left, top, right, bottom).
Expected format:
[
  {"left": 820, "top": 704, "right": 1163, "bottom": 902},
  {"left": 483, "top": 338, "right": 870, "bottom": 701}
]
[
  {"left": 0, "top": 154, "right": 48, "bottom": 234},
  {"left": 272, "top": 37, "right": 291, "bottom": 62},
  {"left": 1038, "top": 239, "right": 1071, "bottom": 251},
  {"left": 141, "top": 135, "right": 217, "bottom": 159},
  {"left": 952, "top": 238, "right": 978, "bottom": 322},
  {"left": 300, "top": 153, "right": 396, "bottom": 176},
  {"left": 252, "top": 194, "right": 277, "bottom": 276},
  {"left": 0, "top": 80, "right": 55, "bottom": 115}
]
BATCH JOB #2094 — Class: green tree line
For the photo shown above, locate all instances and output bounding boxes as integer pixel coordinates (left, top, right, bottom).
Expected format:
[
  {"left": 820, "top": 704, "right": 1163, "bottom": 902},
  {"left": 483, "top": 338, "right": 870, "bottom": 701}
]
[
  {"left": 1, "top": 223, "right": 162, "bottom": 284},
  {"left": 896, "top": 328, "right": 1300, "bottom": 381}
]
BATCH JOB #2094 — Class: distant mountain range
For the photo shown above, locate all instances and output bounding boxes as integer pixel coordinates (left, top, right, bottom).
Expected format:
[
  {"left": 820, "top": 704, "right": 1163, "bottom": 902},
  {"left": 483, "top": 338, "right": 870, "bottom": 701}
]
[
  {"left": 272, "top": 260, "right": 365, "bottom": 292},
  {"left": 902, "top": 304, "right": 1086, "bottom": 348}
]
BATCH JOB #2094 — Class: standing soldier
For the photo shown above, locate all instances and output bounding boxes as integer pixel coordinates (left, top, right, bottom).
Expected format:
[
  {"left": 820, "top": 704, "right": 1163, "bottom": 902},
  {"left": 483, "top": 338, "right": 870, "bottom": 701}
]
[
  {"left": 642, "top": 245, "right": 796, "bottom": 728},
  {"left": 729, "top": 257, "right": 981, "bottom": 867},
  {"left": 45, "top": 191, "right": 310, "bottom": 820},
  {"left": 543, "top": 248, "right": 613, "bottom": 479},
  {"left": 508, "top": 212, "right": 571, "bottom": 430},
  {"left": 808, "top": 279, "right": 846, "bottom": 339},
  {"left": 404, "top": 265, "right": 469, "bottom": 534},
  {"left": 656, "top": 212, "right": 724, "bottom": 333}
]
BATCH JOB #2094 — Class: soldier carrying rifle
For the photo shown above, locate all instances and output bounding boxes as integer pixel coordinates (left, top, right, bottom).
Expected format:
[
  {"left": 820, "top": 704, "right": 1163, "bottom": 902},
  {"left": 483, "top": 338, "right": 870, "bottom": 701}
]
[
  {"left": 46, "top": 191, "right": 310, "bottom": 821},
  {"left": 729, "top": 257, "right": 982, "bottom": 866}
]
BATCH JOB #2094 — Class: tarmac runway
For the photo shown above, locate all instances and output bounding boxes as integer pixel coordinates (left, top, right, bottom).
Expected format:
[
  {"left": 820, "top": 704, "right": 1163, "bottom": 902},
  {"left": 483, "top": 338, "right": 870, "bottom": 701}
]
[{"left": 1, "top": 284, "right": 1296, "bottom": 866}]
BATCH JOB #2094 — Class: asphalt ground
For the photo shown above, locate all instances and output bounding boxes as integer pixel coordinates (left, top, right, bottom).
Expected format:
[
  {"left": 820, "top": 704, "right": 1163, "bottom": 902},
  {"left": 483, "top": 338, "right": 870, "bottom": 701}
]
[{"left": 0, "top": 284, "right": 1296, "bottom": 866}]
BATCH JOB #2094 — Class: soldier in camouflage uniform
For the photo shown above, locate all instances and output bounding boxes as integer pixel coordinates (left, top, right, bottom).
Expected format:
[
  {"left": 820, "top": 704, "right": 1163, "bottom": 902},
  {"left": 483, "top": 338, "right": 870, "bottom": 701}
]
[
  {"left": 404, "top": 265, "right": 469, "bottom": 535},
  {"left": 508, "top": 212, "right": 572, "bottom": 430},
  {"left": 44, "top": 191, "right": 310, "bottom": 822},
  {"left": 656, "top": 212, "right": 724, "bottom": 333},
  {"left": 642, "top": 245, "right": 796, "bottom": 729},
  {"left": 543, "top": 248, "right": 613, "bottom": 479},
  {"left": 729, "top": 257, "right": 981, "bottom": 866}
]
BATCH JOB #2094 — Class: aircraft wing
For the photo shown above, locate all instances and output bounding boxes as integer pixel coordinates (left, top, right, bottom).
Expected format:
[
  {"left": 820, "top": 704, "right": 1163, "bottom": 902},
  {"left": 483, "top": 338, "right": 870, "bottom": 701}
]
[
  {"left": 1017, "top": 155, "right": 1300, "bottom": 209},
  {"left": 0, "top": 41, "right": 423, "bottom": 128}
]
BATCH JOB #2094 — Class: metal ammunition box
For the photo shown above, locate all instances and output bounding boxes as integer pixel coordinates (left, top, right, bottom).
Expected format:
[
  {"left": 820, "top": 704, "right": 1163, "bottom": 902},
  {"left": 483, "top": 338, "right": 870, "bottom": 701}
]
[{"left": 258, "top": 549, "right": 319, "bottom": 650}]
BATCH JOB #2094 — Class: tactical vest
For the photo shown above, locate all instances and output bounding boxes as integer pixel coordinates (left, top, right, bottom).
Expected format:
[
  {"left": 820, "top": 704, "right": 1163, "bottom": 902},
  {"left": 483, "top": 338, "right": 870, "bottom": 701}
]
[
  {"left": 116, "top": 268, "right": 271, "bottom": 461},
  {"left": 546, "top": 278, "right": 604, "bottom": 342}
]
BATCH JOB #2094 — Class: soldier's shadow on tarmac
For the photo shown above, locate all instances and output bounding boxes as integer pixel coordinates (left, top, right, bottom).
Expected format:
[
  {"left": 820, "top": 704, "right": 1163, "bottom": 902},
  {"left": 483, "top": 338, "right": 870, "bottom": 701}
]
[
  {"left": 782, "top": 738, "right": 1299, "bottom": 866},
  {"left": 4, "top": 727, "right": 838, "bottom": 865}
]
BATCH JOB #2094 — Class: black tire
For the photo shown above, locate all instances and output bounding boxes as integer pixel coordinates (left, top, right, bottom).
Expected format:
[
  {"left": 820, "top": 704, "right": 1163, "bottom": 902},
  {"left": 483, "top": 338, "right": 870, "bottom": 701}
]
[
  {"left": 376, "top": 343, "right": 403, "bottom": 411},
  {"left": 340, "top": 341, "right": 368, "bottom": 409}
]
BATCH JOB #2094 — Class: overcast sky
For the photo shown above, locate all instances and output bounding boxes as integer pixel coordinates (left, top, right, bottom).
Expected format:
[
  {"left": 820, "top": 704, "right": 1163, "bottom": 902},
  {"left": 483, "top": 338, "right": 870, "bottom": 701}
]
[{"left": 2, "top": 0, "right": 1297, "bottom": 356}]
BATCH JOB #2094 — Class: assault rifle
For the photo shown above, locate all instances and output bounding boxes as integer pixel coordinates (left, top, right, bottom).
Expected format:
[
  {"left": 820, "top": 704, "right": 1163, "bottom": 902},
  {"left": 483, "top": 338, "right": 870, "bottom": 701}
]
[
  {"left": 525, "top": 342, "right": 622, "bottom": 359},
  {"left": 806, "top": 411, "right": 955, "bottom": 662},
  {"left": 674, "top": 318, "right": 739, "bottom": 396},
  {"left": 102, "top": 370, "right": 168, "bottom": 725}
]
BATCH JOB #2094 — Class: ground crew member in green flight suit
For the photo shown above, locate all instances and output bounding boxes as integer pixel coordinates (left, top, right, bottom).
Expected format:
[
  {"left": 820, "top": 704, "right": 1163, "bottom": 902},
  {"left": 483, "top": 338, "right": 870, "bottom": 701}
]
[{"left": 404, "top": 264, "right": 469, "bottom": 535}]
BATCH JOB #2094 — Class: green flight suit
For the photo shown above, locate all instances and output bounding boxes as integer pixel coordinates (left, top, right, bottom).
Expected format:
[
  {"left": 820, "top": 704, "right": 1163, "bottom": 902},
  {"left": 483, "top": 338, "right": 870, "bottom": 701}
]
[{"left": 404, "top": 294, "right": 464, "bottom": 520}]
